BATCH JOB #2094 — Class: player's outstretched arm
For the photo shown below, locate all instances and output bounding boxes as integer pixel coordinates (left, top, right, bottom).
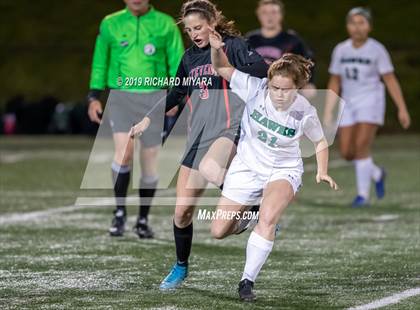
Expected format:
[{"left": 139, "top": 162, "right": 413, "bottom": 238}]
[
  {"left": 314, "top": 138, "right": 339, "bottom": 190},
  {"left": 382, "top": 73, "right": 411, "bottom": 129},
  {"left": 209, "top": 27, "right": 234, "bottom": 82}
]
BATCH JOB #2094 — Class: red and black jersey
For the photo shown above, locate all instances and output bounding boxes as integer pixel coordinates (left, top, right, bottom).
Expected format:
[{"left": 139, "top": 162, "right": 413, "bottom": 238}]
[{"left": 166, "top": 36, "right": 268, "bottom": 150}]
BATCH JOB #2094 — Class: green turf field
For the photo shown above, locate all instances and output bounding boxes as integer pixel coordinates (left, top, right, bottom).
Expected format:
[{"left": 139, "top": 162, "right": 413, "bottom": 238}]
[{"left": 0, "top": 135, "right": 419, "bottom": 309}]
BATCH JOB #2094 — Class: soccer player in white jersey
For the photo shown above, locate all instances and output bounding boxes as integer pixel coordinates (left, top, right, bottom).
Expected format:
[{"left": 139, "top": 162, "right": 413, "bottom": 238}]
[
  {"left": 207, "top": 28, "right": 338, "bottom": 301},
  {"left": 324, "top": 7, "right": 411, "bottom": 207}
]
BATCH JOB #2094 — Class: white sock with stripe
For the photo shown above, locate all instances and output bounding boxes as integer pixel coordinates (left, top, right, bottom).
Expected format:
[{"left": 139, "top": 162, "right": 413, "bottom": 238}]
[{"left": 241, "top": 231, "right": 274, "bottom": 282}]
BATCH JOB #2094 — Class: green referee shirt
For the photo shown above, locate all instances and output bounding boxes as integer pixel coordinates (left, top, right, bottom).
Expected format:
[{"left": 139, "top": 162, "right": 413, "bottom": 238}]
[{"left": 89, "top": 6, "right": 184, "bottom": 93}]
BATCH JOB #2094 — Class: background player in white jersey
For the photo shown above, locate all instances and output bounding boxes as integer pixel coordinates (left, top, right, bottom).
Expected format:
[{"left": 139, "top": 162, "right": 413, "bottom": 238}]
[
  {"left": 324, "top": 7, "right": 411, "bottom": 207},
  {"left": 207, "top": 29, "right": 338, "bottom": 301}
]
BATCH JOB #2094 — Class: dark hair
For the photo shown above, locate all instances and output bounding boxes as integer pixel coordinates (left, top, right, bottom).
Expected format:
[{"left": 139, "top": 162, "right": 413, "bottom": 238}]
[
  {"left": 179, "top": 0, "right": 241, "bottom": 37},
  {"left": 268, "top": 54, "right": 314, "bottom": 88},
  {"left": 257, "top": 0, "right": 284, "bottom": 13}
]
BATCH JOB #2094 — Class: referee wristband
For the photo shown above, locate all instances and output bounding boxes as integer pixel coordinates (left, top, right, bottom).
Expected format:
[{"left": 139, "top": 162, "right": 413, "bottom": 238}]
[{"left": 87, "top": 89, "right": 103, "bottom": 103}]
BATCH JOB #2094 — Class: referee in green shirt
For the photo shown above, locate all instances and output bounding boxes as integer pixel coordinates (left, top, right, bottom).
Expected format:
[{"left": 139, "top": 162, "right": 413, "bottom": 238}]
[{"left": 87, "top": 0, "right": 184, "bottom": 238}]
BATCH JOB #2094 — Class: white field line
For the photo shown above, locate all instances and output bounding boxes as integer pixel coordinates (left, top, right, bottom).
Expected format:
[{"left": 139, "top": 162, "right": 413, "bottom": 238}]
[
  {"left": 0, "top": 204, "right": 99, "bottom": 225},
  {"left": 0, "top": 189, "right": 174, "bottom": 225},
  {"left": 0, "top": 159, "right": 349, "bottom": 224},
  {"left": 347, "top": 287, "right": 420, "bottom": 310},
  {"left": 2, "top": 147, "right": 417, "bottom": 164},
  {"left": 0, "top": 151, "right": 90, "bottom": 164}
]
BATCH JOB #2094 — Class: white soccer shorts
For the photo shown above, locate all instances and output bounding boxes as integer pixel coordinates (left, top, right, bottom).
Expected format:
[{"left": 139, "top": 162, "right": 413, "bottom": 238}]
[
  {"left": 222, "top": 155, "right": 303, "bottom": 206},
  {"left": 339, "top": 99, "right": 385, "bottom": 127}
]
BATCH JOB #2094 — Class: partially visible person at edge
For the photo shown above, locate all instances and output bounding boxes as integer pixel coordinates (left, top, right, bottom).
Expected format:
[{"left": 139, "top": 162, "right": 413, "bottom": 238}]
[
  {"left": 87, "top": 0, "right": 184, "bottom": 238},
  {"left": 324, "top": 7, "right": 411, "bottom": 207},
  {"left": 246, "top": 0, "right": 316, "bottom": 98}
]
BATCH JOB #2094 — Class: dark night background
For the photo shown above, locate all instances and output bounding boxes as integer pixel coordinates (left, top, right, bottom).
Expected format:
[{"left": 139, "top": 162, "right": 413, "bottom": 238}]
[{"left": 0, "top": 0, "right": 419, "bottom": 132}]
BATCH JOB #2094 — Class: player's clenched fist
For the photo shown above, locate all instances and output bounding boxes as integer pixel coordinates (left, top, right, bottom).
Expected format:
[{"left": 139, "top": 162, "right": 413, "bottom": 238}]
[{"left": 129, "top": 116, "right": 151, "bottom": 139}]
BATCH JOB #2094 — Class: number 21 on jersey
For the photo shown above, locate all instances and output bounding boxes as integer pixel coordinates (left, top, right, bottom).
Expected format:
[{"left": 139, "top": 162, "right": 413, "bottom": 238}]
[{"left": 257, "top": 130, "right": 278, "bottom": 148}]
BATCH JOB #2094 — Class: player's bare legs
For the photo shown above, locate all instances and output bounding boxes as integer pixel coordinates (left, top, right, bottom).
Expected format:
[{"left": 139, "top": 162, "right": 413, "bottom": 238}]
[
  {"left": 160, "top": 138, "right": 236, "bottom": 290},
  {"left": 239, "top": 180, "right": 294, "bottom": 301},
  {"left": 159, "top": 166, "right": 207, "bottom": 290},
  {"left": 199, "top": 137, "right": 237, "bottom": 187},
  {"left": 338, "top": 126, "right": 356, "bottom": 161},
  {"left": 172, "top": 138, "right": 234, "bottom": 259},
  {"left": 210, "top": 196, "right": 247, "bottom": 239},
  {"left": 254, "top": 180, "right": 294, "bottom": 240},
  {"left": 202, "top": 137, "right": 255, "bottom": 239},
  {"left": 353, "top": 123, "right": 378, "bottom": 159},
  {"left": 174, "top": 165, "right": 207, "bottom": 228}
]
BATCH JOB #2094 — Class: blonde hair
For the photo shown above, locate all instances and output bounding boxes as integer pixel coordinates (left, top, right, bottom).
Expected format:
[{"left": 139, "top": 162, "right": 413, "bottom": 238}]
[
  {"left": 268, "top": 54, "right": 314, "bottom": 88},
  {"left": 179, "top": 0, "right": 241, "bottom": 37}
]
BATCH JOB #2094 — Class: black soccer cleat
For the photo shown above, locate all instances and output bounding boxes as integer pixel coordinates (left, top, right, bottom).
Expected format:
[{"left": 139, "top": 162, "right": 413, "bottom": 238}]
[
  {"left": 109, "top": 209, "right": 126, "bottom": 237},
  {"left": 133, "top": 218, "right": 154, "bottom": 239},
  {"left": 238, "top": 279, "right": 256, "bottom": 302},
  {"left": 236, "top": 205, "right": 260, "bottom": 235}
]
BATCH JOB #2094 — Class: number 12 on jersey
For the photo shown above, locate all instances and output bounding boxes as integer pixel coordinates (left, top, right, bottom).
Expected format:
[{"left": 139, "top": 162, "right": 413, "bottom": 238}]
[{"left": 345, "top": 67, "right": 359, "bottom": 80}]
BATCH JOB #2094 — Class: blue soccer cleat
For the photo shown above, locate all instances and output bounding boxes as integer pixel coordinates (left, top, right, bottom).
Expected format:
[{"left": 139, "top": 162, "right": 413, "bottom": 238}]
[
  {"left": 351, "top": 195, "right": 369, "bottom": 208},
  {"left": 159, "top": 263, "right": 188, "bottom": 291},
  {"left": 375, "top": 168, "right": 386, "bottom": 199}
]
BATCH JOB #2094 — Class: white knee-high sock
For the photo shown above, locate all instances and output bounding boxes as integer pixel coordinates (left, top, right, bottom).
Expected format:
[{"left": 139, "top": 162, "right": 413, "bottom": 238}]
[
  {"left": 241, "top": 231, "right": 274, "bottom": 282},
  {"left": 369, "top": 157, "right": 382, "bottom": 182},
  {"left": 354, "top": 158, "right": 372, "bottom": 199}
]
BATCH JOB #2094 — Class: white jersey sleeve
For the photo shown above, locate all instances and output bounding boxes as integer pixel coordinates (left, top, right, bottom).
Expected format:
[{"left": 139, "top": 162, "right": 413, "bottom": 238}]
[
  {"left": 328, "top": 45, "right": 342, "bottom": 75},
  {"left": 376, "top": 43, "right": 394, "bottom": 75},
  {"left": 230, "top": 69, "right": 264, "bottom": 103},
  {"left": 303, "top": 106, "right": 324, "bottom": 143}
]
